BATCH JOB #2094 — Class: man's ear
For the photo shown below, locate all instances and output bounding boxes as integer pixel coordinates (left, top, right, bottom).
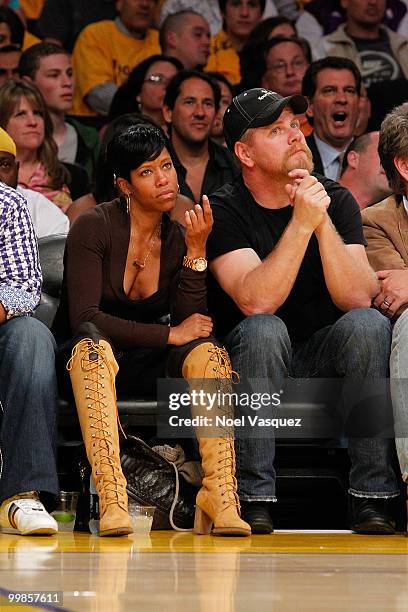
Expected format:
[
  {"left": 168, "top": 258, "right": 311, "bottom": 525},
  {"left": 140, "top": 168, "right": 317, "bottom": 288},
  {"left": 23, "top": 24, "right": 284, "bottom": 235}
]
[
  {"left": 346, "top": 150, "right": 359, "bottom": 171},
  {"left": 21, "top": 75, "right": 33, "bottom": 83},
  {"left": 162, "top": 104, "right": 172, "bottom": 124},
  {"left": 234, "top": 141, "right": 255, "bottom": 169},
  {"left": 165, "top": 30, "right": 177, "bottom": 51},
  {"left": 394, "top": 156, "right": 408, "bottom": 182}
]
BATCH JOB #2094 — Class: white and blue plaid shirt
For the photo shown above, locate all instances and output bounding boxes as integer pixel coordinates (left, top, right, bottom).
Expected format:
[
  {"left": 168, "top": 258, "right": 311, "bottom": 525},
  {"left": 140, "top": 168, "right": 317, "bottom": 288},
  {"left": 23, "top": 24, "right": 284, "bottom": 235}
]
[{"left": 0, "top": 182, "right": 42, "bottom": 318}]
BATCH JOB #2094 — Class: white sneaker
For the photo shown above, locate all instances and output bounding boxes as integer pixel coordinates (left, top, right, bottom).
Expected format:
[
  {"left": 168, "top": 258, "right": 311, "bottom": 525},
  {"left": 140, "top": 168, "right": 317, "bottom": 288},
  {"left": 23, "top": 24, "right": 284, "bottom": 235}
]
[{"left": 0, "top": 494, "right": 58, "bottom": 535}]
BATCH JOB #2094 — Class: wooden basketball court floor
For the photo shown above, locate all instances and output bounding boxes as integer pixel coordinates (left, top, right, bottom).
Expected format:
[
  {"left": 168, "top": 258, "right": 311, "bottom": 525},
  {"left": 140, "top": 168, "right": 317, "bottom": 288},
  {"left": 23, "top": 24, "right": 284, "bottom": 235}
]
[{"left": 0, "top": 531, "right": 408, "bottom": 611}]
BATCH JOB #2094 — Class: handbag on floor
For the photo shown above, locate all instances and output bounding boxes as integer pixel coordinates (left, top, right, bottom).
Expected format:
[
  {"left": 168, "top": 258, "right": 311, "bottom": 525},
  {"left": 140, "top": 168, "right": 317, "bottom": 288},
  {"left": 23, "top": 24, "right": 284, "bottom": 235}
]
[{"left": 121, "top": 435, "right": 199, "bottom": 530}]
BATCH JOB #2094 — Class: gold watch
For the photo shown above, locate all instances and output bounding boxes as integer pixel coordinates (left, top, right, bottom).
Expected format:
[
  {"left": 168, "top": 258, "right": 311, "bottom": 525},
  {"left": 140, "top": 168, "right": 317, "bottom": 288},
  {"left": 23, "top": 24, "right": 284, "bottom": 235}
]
[{"left": 183, "top": 256, "right": 207, "bottom": 272}]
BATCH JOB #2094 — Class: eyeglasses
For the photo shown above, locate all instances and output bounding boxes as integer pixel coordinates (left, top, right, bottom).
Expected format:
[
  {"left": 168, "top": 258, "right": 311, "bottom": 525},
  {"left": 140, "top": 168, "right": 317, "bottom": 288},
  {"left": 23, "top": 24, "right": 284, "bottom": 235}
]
[
  {"left": 267, "top": 58, "right": 307, "bottom": 74},
  {"left": 144, "top": 74, "right": 171, "bottom": 86}
]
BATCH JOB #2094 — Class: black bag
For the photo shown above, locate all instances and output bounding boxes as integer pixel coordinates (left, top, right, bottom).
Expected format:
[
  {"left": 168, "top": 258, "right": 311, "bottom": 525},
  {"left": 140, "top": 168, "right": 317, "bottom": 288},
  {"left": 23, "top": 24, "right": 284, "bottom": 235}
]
[{"left": 121, "top": 435, "right": 197, "bottom": 530}]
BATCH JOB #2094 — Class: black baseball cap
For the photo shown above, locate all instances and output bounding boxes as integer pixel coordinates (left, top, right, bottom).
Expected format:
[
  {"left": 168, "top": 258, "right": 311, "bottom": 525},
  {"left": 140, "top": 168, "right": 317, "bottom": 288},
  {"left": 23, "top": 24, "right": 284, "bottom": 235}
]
[{"left": 223, "top": 88, "right": 308, "bottom": 151}]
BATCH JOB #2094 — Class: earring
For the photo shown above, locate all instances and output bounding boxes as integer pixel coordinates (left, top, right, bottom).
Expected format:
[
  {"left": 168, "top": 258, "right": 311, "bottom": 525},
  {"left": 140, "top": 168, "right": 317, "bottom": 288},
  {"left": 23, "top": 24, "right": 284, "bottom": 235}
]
[
  {"left": 177, "top": 184, "right": 180, "bottom": 194},
  {"left": 125, "top": 193, "right": 131, "bottom": 214}
]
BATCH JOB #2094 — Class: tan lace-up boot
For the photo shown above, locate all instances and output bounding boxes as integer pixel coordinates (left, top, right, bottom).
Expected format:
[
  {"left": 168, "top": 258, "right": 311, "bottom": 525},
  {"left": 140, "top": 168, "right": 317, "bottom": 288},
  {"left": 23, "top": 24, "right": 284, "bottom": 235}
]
[
  {"left": 182, "top": 343, "right": 251, "bottom": 536},
  {"left": 67, "top": 338, "right": 133, "bottom": 536}
]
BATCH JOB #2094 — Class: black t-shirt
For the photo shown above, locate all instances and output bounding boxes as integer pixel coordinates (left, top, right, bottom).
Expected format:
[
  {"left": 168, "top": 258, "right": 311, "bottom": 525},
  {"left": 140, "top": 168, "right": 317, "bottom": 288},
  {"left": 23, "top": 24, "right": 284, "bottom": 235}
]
[
  {"left": 206, "top": 174, "right": 365, "bottom": 342},
  {"left": 351, "top": 30, "right": 402, "bottom": 87}
]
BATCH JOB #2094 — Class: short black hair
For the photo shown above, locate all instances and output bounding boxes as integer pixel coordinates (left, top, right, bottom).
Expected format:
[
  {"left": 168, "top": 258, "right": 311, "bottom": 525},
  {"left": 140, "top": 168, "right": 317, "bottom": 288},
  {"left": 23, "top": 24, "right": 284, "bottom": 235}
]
[
  {"left": 302, "top": 56, "right": 362, "bottom": 99},
  {"left": 0, "top": 7, "right": 24, "bottom": 47},
  {"left": 340, "top": 132, "right": 375, "bottom": 176},
  {"left": 164, "top": 69, "right": 221, "bottom": 112},
  {"left": 106, "top": 123, "right": 167, "bottom": 182},
  {"left": 18, "top": 42, "right": 69, "bottom": 79},
  {"left": 205, "top": 71, "right": 234, "bottom": 96},
  {"left": 218, "top": 0, "right": 266, "bottom": 15}
]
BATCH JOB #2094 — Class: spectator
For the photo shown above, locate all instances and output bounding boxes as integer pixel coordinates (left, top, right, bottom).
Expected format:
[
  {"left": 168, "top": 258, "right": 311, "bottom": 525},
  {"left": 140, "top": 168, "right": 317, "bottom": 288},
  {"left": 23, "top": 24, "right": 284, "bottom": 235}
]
[
  {"left": 34, "top": 0, "right": 116, "bottom": 52},
  {"left": 207, "top": 71, "right": 233, "bottom": 147},
  {"left": 0, "top": 126, "right": 68, "bottom": 236},
  {"left": 19, "top": 43, "right": 100, "bottom": 184},
  {"left": 0, "top": 43, "right": 20, "bottom": 84},
  {"left": 316, "top": 0, "right": 408, "bottom": 88},
  {"left": 0, "top": 79, "right": 95, "bottom": 223},
  {"left": 163, "top": 70, "right": 238, "bottom": 203},
  {"left": 71, "top": 0, "right": 160, "bottom": 120},
  {"left": 94, "top": 112, "right": 195, "bottom": 225},
  {"left": 361, "top": 102, "right": 408, "bottom": 490},
  {"left": 159, "top": 0, "right": 223, "bottom": 36},
  {"left": 0, "top": 137, "right": 59, "bottom": 535},
  {"left": 239, "top": 16, "right": 298, "bottom": 91},
  {"left": 206, "top": 0, "right": 265, "bottom": 85},
  {"left": 356, "top": 82, "right": 371, "bottom": 136},
  {"left": 109, "top": 55, "right": 183, "bottom": 129},
  {"left": 302, "top": 57, "right": 361, "bottom": 180},
  {"left": 206, "top": 87, "right": 399, "bottom": 534},
  {"left": 261, "top": 36, "right": 311, "bottom": 135},
  {"left": 339, "top": 131, "right": 391, "bottom": 209},
  {"left": 0, "top": 5, "right": 39, "bottom": 51},
  {"left": 159, "top": 10, "right": 211, "bottom": 71}
]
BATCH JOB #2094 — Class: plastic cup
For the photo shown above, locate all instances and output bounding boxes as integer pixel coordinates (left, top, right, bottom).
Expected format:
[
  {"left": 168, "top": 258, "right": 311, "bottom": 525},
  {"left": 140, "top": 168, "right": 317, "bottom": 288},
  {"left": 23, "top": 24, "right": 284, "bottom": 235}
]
[
  {"left": 128, "top": 502, "right": 155, "bottom": 534},
  {"left": 51, "top": 491, "right": 79, "bottom": 532}
]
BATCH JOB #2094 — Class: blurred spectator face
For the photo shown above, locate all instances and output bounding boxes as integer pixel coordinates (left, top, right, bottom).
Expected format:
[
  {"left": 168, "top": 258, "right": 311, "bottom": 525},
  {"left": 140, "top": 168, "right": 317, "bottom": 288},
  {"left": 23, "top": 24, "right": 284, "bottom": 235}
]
[
  {"left": 262, "top": 41, "right": 308, "bottom": 97},
  {"left": 116, "top": 0, "right": 156, "bottom": 35},
  {"left": 352, "top": 131, "right": 390, "bottom": 201},
  {"left": 138, "top": 60, "right": 179, "bottom": 114},
  {"left": 0, "top": 150, "right": 18, "bottom": 187},
  {"left": 224, "top": 0, "right": 263, "bottom": 42},
  {"left": 31, "top": 53, "right": 74, "bottom": 113},
  {"left": 0, "top": 21, "right": 11, "bottom": 46},
  {"left": 0, "top": 47, "right": 20, "bottom": 84},
  {"left": 164, "top": 77, "right": 216, "bottom": 146},
  {"left": 307, "top": 68, "right": 360, "bottom": 148},
  {"left": 6, "top": 95, "right": 44, "bottom": 153},
  {"left": 211, "top": 79, "right": 233, "bottom": 140},
  {"left": 169, "top": 13, "right": 210, "bottom": 69},
  {"left": 341, "top": 0, "right": 386, "bottom": 27}
]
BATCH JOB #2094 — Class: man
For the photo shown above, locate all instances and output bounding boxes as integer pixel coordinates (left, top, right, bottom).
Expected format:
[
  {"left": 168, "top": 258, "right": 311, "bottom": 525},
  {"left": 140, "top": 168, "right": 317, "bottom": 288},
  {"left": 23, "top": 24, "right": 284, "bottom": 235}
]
[
  {"left": 0, "top": 127, "right": 68, "bottom": 236},
  {"left": 159, "top": 0, "right": 223, "bottom": 36},
  {"left": 361, "top": 102, "right": 408, "bottom": 501},
  {"left": 19, "top": 42, "right": 100, "bottom": 182},
  {"left": 317, "top": 0, "right": 408, "bottom": 88},
  {"left": 302, "top": 57, "right": 361, "bottom": 181},
  {"left": 206, "top": 0, "right": 265, "bottom": 85},
  {"left": 339, "top": 131, "right": 391, "bottom": 209},
  {"left": 163, "top": 70, "right": 237, "bottom": 203},
  {"left": 261, "top": 36, "right": 311, "bottom": 135},
  {"left": 206, "top": 87, "right": 399, "bottom": 534},
  {"left": 0, "top": 43, "right": 20, "bottom": 85},
  {"left": 207, "top": 71, "right": 233, "bottom": 147},
  {"left": 71, "top": 0, "right": 160, "bottom": 120},
  {"left": 35, "top": 0, "right": 117, "bottom": 52},
  {"left": 159, "top": 10, "right": 211, "bottom": 70},
  {"left": 0, "top": 128, "right": 60, "bottom": 535}
]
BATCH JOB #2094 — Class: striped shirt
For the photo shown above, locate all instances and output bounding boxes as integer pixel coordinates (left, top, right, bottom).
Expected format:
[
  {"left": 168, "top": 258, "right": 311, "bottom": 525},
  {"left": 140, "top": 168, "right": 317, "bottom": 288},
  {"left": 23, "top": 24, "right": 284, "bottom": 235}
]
[{"left": 0, "top": 182, "right": 42, "bottom": 318}]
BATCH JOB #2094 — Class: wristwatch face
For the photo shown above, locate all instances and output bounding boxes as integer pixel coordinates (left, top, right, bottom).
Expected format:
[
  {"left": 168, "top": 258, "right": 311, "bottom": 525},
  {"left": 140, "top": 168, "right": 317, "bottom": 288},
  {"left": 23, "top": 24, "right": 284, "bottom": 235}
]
[{"left": 194, "top": 258, "right": 207, "bottom": 272}]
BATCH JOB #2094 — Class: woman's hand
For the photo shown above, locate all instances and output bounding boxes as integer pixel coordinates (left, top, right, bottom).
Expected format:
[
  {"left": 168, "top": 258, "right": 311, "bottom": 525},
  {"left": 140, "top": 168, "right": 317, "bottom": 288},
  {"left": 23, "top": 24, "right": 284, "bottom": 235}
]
[
  {"left": 168, "top": 313, "right": 213, "bottom": 346},
  {"left": 184, "top": 195, "right": 213, "bottom": 258}
]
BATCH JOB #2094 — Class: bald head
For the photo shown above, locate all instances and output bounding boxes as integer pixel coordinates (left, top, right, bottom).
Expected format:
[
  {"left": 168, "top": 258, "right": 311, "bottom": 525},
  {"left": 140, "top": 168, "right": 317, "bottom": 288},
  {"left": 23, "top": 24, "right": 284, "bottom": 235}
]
[{"left": 160, "top": 10, "right": 210, "bottom": 69}]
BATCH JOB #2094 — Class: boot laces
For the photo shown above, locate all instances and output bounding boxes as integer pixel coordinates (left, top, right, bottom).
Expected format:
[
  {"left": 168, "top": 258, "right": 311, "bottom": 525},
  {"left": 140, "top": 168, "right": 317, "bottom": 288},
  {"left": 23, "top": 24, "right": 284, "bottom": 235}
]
[
  {"left": 217, "top": 438, "right": 240, "bottom": 510},
  {"left": 67, "top": 338, "right": 126, "bottom": 507},
  {"left": 208, "top": 346, "right": 240, "bottom": 383}
]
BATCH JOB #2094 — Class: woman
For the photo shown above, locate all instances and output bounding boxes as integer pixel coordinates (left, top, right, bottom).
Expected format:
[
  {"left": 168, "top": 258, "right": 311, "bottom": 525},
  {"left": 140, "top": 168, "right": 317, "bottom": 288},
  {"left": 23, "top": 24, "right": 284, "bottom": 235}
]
[
  {"left": 54, "top": 123, "right": 250, "bottom": 537},
  {"left": 0, "top": 79, "right": 95, "bottom": 223},
  {"left": 108, "top": 55, "right": 183, "bottom": 130}
]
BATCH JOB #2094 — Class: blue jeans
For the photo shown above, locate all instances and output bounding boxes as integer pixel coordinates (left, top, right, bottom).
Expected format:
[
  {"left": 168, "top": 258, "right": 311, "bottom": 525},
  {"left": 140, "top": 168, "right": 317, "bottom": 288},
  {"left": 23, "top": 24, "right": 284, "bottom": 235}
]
[
  {"left": 223, "top": 309, "right": 399, "bottom": 502},
  {"left": 0, "top": 317, "right": 59, "bottom": 504}
]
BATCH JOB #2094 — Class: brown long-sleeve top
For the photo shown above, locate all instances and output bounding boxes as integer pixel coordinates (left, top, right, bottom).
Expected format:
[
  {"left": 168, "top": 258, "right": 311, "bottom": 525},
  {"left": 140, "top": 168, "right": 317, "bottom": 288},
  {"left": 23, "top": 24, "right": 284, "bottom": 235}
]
[{"left": 53, "top": 198, "right": 207, "bottom": 349}]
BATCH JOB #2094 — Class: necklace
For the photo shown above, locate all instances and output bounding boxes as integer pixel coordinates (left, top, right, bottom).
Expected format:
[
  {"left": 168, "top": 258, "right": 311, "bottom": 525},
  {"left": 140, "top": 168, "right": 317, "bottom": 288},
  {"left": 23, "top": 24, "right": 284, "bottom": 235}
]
[{"left": 132, "top": 220, "right": 161, "bottom": 270}]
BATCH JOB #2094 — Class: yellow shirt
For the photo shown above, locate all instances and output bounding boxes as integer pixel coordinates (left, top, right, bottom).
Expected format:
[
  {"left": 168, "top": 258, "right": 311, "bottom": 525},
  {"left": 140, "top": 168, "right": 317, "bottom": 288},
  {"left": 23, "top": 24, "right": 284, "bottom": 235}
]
[
  {"left": 72, "top": 20, "right": 160, "bottom": 117},
  {"left": 20, "top": 0, "right": 44, "bottom": 20},
  {"left": 205, "top": 30, "right": 241, "bottom": 86}
]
